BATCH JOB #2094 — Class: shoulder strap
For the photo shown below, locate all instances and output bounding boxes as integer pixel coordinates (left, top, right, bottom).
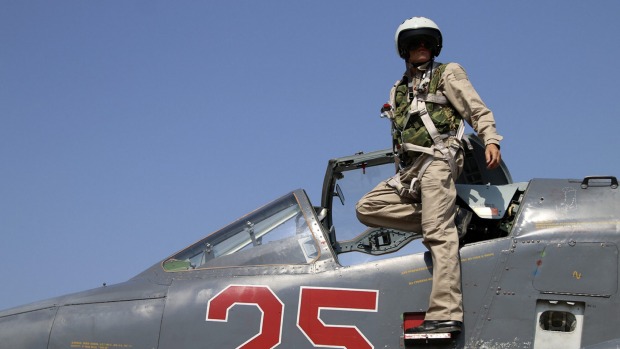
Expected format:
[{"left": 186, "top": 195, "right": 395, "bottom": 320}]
[{"left": 417, "top": 63, "right": 448, "bottom": 105}]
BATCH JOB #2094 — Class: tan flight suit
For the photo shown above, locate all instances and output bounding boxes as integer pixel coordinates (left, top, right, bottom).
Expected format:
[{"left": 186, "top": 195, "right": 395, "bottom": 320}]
[{"left": 356, "top": 62, "right": 502, "bottom": 322}]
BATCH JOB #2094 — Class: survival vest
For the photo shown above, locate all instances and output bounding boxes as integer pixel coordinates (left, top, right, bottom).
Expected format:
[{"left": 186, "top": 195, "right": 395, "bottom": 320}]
[{"left": 388, "top": 63, "right": 462, "bottom": 149}]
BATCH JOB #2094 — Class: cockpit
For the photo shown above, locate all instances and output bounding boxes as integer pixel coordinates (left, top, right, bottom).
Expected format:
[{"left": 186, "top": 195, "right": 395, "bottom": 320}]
[{"left": 319, "top": 134, "right": 519, "bottom": 265}]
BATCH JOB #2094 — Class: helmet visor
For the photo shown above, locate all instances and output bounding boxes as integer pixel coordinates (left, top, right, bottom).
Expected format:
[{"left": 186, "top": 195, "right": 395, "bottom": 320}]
[
  {"left": 405, "top": 37, "right": 436, "bottom": 51},
  {"left": 398, "top": 28, "right": 442, "bottom": 57}
]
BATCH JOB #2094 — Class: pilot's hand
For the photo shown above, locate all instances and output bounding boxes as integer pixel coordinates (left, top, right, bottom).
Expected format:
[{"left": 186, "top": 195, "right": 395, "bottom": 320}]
[{"left": 485, "top": 144, "right": 501, "bottom": 170}]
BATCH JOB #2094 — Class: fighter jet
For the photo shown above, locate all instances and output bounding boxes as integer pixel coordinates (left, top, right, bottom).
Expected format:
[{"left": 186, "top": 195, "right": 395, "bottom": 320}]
[{"left": 1, "top": 134, "right": 619, "bottom": 348}]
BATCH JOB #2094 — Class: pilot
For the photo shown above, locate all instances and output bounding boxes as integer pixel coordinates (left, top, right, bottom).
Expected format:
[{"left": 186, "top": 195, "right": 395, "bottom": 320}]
[{"left": 356, "top": 17, "right": 503, "bottom": 334}]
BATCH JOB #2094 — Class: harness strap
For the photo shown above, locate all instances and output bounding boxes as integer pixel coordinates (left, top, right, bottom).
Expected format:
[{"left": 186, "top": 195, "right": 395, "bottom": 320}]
[
  {"left": 385, "top": 153, "right": 436, "bottom": 201},
  {"left": 400, "top": 142, "right": 435, "bottom": 156},
  {"left": 419, "top": 93, "right": 448, "bottom": 105}
]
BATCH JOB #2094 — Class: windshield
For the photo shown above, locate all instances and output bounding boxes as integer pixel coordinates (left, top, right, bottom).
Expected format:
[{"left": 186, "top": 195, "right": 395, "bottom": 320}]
[{"left": 163, "top": 192, "right": 319, "bottom": 271}]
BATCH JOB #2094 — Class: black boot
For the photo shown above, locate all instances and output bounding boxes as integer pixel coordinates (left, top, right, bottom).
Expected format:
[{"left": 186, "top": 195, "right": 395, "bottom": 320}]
[
  {"left": 455, "top": 207, "right": 472, "bottom": 239},
  {"left": 405, "top": 320, "right": 463, "bottom": 334}
]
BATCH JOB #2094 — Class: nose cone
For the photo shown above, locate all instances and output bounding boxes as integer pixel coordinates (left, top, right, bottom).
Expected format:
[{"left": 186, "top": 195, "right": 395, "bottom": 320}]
[{"left": 0, "top": 304, "right": 57, "bottom": 348}]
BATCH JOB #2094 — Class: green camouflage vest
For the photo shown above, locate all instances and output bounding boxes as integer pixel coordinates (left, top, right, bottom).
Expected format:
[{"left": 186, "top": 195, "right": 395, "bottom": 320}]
[{"left": 391, "top": 64, "right": 462, "bottom": 148}]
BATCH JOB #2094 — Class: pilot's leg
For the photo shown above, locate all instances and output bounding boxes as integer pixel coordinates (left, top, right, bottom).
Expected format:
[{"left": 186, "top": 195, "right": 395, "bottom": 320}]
[
  {"left": 407, "top": 154, "right": 464, "bottom": 334},
  {"left": 356, "top": 178, "right": 422, "bottom": 233}
]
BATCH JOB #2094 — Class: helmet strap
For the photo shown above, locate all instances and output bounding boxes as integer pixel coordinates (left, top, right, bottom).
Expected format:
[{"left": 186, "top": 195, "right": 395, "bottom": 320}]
[
  {"left": 404, "top": 59, "right": 435, "bottom": 96},
  {"left": 416, "top": 58, "right": 435, "bottom": 94}
]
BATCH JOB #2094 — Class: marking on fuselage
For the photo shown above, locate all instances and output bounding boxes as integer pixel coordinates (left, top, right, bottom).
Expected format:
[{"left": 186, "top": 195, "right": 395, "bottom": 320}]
[
  {"left": 70, "top": 342, "right": 133, "bottom": 349},
  {"left": 410, "top": 277, "right": 433, "bottom": 286},
  {"left": 403, "top": 253, "right": 495, "bottom": 285},
  {"left": 535, "top": 220, "right": 620, "bottom": 229},
  {"left": 401, "top": 266, "right": 432, "bottom": 275},
  {"left": 461, "top": 252, "right": 495, "bottom": 262}
]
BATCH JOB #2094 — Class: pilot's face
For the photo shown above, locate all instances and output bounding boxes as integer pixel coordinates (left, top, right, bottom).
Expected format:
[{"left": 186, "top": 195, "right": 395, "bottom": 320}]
[{"left": 408, "top": 39, "right": 433, "bottom": 65}]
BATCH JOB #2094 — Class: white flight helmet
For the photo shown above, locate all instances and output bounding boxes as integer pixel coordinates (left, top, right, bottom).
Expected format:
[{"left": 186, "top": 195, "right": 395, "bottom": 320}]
[{"left": 395, "top": 17, "right": 443, "bottom": 60}]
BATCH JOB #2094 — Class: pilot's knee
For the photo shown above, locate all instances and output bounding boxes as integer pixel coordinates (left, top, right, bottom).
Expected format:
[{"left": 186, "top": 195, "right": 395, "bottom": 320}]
[{"left": 355, "top": 200, "right": 374, "bottom": 225}]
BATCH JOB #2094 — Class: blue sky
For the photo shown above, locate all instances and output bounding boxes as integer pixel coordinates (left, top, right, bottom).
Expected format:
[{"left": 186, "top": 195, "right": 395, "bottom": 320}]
[{"left": 2, "top": 1, "right": 620, "bottom": 311}]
